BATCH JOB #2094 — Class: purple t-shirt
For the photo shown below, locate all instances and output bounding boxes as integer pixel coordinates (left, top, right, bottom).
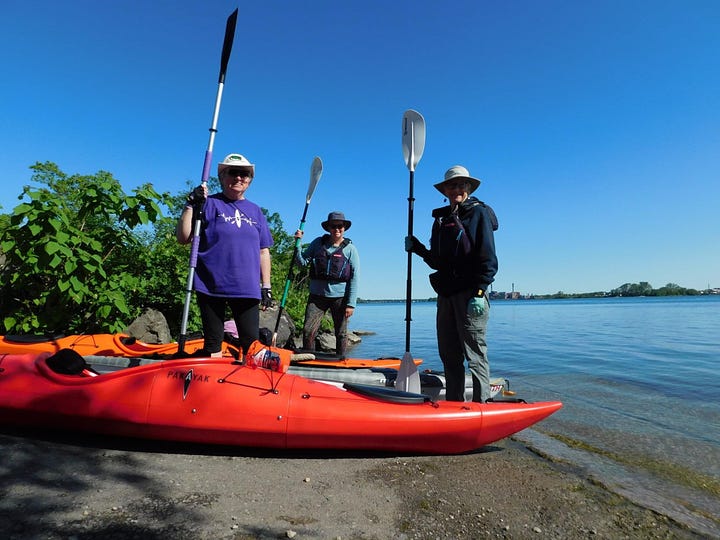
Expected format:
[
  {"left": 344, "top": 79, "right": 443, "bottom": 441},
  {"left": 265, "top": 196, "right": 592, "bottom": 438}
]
[{"left": 194, "top": 194, "right": 274, "bottom": 298}]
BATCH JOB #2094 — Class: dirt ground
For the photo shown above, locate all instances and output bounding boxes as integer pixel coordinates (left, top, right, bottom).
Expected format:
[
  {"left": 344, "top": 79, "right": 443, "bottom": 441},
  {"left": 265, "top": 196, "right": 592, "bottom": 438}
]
[{"left": 0, "top": 428, "right": 706, "bottom": 540}]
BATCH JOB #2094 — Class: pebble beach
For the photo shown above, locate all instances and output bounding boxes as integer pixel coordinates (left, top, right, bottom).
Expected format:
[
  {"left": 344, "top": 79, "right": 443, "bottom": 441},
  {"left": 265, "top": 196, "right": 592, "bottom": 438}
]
[{"left": 0, "top": 427, "right": 706, "bottom": 539}]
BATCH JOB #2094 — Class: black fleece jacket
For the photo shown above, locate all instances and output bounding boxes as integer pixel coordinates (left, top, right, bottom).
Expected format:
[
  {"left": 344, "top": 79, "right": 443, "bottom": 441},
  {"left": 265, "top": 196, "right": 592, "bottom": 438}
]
[{"left": 418, "top": 196, "right": 498, "bottom": 296}]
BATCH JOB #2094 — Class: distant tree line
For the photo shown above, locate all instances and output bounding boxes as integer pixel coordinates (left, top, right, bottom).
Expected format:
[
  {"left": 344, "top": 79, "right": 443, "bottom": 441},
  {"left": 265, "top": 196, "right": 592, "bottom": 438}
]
[
  {"left": 535, "top": 281, "right": 701, "bottom": 299},
  {"left": 359, "top": 282, "right": 706, "bottom": 303},
  {"left": 610, "top": 281, "right": 700, "bottom": 297}
]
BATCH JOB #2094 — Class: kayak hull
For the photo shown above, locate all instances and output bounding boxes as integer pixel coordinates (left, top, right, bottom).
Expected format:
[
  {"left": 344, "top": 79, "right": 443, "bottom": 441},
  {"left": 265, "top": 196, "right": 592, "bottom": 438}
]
[
  {"left": 0, "top": 352, "right": 561, "bottom": 455},
  {"left": 82, "top": 355, "right": 506, "bottom": 401}
]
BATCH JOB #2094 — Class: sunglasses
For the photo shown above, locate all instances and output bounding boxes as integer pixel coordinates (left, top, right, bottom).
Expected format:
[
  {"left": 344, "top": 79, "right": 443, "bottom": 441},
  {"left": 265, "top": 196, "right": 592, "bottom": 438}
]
[
  {"left": 329, "top": 223, "right": 345, "bottom": 229},
  {"left": 444, "top": 181, "right": 468, "bottom": 190},
  {"left": 224, "top": 168, "right": 253, "bottom": 178}
]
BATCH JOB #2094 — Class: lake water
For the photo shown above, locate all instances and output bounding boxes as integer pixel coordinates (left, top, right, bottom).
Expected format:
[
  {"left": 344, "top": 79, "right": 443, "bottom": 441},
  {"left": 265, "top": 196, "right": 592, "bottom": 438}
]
[{"left": 349, "top": 295, "right": 720, "bottom": 537}]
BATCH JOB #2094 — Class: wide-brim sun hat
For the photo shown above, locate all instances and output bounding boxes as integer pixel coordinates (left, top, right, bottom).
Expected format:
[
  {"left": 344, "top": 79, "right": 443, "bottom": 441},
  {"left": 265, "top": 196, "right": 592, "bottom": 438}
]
[
  {"left": 321, "top": 211, "right": 352, "bottom": 231},
  {"left": 434, "top": 165, "right": 481, "bottom": 194},
  {"left": 218, "top": 153, "right": 255, "bottom": 176}
]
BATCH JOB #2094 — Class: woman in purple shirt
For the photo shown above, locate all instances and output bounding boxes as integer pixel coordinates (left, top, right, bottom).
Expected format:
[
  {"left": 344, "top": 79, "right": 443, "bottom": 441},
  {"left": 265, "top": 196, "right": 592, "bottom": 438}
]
[{"left": 176, "top": 153, "right": 274, "bottom": 355}]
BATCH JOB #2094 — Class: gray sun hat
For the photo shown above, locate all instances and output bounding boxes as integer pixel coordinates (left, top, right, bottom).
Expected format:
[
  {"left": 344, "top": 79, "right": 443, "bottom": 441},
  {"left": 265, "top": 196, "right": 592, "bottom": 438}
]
[
  {"left": 218, "top": 153, "right": 255, "bottom": 176},
  {"left": 433, "top": 165, "right": 481, "bottom": 194},
  {"left": 321, "top": 211, "right": 352, "bottom": 231}
]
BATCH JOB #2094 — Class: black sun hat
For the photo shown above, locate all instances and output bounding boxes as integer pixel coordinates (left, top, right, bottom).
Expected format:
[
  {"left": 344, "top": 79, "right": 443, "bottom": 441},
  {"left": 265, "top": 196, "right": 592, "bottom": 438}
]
[{"left": 321, "top": 211, "right": 352, "bottom": 231}]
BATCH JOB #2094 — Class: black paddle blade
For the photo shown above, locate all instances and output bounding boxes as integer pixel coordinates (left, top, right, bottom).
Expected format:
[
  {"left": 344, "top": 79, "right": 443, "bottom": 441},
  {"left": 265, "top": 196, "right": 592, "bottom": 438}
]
[{"left": 219, "top": 9, "right": 238, "bottom": 83}]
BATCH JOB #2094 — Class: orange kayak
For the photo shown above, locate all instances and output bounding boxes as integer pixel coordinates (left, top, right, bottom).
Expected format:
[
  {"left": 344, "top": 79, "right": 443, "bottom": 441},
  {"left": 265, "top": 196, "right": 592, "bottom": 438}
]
[
  {"left": 0, "top": 334, "right": 422, "bottom": 369},
  {"left": 0, "top": 333, "right": 223, "bottom": 357},
  {"left": 0, "top": 350, "right": 561, "bottom": 454}
]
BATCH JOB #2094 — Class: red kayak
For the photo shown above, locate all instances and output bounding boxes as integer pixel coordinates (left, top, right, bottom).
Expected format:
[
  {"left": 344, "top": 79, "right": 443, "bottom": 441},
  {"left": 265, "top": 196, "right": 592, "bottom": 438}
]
[{"left": 0, "top": 350, "right": 562, "bottom": 454}]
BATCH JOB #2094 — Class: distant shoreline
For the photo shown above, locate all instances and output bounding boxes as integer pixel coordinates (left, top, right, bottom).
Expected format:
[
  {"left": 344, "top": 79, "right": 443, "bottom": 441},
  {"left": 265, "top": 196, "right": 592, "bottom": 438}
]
[{"left": 358, "top": 292, "right": 718, "bottom": 303}]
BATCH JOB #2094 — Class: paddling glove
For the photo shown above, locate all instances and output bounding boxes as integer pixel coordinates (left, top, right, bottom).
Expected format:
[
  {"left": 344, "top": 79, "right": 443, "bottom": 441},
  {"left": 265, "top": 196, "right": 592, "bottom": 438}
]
[
  {"left": 405, "top": 235, "right": 430, "bottom": 258},
  {"left": 186, "top": 185, "right": 206, "bottom": 206},
  {"left": 261, "top": 287, "right": 273, "bottom": 308},
  {"left": 468, "top": 295, "right": 488, "bottom": 316}
]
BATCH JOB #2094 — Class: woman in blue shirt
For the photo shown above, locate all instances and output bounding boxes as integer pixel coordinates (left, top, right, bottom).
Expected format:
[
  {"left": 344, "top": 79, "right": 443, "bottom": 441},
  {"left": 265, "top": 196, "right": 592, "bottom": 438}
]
[{"left": 294, "top": 211, "right": 360, "bottom": 358}]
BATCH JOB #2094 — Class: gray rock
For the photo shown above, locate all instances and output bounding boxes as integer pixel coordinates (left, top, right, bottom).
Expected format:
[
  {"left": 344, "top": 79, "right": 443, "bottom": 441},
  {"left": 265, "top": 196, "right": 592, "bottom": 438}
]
[
  {"left": 316, "top": 332, "right": 336, "bottom": 352},
  {"left": 125, "top": 308, "right": 172, "bottom": 344},
  {"left": 258, "top": 305, "right": 295, "bottom": 348},
  {"left": 309, "top": 330, "right": 363, "bottom": 354},
  {"left": 347, "top": 332, "right": 362, "bottom": 346}
]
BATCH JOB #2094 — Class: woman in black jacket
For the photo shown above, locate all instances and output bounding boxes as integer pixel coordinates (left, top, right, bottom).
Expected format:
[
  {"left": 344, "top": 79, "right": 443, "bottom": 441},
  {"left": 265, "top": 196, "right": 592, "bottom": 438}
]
[{"left": 406, "top": 165, "right": 498, "bottom": 402}]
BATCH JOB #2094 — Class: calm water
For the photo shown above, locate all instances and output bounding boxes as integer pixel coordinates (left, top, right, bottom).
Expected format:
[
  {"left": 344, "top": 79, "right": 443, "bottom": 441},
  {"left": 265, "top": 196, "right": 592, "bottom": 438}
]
[{"left": 350, "top": 295, "right": 720, "bottom": 536}]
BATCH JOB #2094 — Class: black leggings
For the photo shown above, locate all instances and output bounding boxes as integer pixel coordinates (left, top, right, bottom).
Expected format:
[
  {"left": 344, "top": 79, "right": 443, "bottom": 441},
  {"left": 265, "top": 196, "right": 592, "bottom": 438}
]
[{"left": 196, "top": 292, "right": 259, "bottom": 354}]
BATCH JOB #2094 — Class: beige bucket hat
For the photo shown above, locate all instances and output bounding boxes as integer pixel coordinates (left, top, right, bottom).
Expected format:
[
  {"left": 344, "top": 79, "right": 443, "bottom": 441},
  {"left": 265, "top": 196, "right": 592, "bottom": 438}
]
[
  {"left": 218, "top": 153, "right": 255, "bottom": 176},
  {"left": 433, "top": 165, "right": 481, "bottom": 194}
]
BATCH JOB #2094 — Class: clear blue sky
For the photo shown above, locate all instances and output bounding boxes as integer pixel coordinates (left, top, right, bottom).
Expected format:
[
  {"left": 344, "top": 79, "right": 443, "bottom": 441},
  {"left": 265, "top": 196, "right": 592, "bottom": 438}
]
[{"left": 2, "top": 0, "right": 718, "bottom": 298}]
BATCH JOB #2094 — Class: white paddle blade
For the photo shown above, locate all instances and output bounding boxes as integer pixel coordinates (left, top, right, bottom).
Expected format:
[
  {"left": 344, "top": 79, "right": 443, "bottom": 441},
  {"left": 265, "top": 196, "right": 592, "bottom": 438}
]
[
  {"left": 396, "top": 351, "right": 421, "bottom": 393},
  {"left": 306, "top": 156, "right": 323, "bottom": 203},
  {"left": 401, "top": 109, "right": 426, "bottom": 172}
]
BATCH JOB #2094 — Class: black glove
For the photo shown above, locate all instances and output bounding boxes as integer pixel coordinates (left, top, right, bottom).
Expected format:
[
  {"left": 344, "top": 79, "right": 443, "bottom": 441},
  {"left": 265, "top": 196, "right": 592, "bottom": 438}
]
[
  {"left": 260, "top": 287, "right": 273, "bottom": 309},
  {"left": 186, "top": 185, "right": 206, "bottom": 206},
  {"left": 404, "top": 235, "right": 430, "bottom": 258}
]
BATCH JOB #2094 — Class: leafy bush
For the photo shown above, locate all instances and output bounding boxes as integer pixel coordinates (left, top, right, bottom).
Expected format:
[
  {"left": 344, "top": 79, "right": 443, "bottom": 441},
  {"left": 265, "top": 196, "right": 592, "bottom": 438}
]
[{"left": 0, "top": 162, "right": 170, "bottom": 333}]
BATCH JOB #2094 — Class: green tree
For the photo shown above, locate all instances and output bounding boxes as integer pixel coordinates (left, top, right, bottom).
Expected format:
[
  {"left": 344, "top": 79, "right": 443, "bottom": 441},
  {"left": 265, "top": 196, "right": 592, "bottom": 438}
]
[
  {"left": 134, "top": 216, "right": 198, "bottom": 335},
  {"left": 654, "top": 283, "right": 684, "bottom": 296},
  {"left": 611, "top": 282, "right": 653, "bottom": 296},
  {"left": 0, "top": 162, "right": 171, "bottom": 334},
  {"left": 265, "top": 210, "right": 310, "bottom": 332}
]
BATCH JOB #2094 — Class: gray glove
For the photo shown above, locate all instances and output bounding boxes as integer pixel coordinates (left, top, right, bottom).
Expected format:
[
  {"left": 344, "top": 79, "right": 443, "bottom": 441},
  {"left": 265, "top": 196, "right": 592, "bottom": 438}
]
[
  {"left": 467, "top": 296, "right": 488, "bottom": 316},
  {"left": 405, "top": 235, "right": 430, "bottom": 258}
]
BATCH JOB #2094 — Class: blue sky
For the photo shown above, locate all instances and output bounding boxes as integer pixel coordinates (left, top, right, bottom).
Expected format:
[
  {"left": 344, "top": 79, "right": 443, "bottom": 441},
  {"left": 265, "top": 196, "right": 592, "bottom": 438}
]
[{"left": 2, "top": 0, "right": 718, "bottom": 299}]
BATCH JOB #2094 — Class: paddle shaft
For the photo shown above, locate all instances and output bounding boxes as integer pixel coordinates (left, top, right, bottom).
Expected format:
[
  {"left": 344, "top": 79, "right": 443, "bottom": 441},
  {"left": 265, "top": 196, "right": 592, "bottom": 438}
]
[
  {"left": 272, "top": 158, "right": 323, "bottom": 344},
  {"left": 405, "top": 168, "right": 415, "bottom": 352},
  {"left": 178, "top": 9, "right": 238, "bottom": 355},
  {"left": 273, "top": 203, "right": 310, "bottom": 336}
]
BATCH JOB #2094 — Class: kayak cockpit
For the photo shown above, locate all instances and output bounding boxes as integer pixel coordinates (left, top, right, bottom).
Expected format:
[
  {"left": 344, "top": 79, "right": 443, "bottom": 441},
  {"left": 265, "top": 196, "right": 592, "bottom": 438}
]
[
  {"left": 45, "top": 349, "right": 99, "bottom": 377},
  {"left": 342, "top": 383, "right": 433, "bottom": 404}
]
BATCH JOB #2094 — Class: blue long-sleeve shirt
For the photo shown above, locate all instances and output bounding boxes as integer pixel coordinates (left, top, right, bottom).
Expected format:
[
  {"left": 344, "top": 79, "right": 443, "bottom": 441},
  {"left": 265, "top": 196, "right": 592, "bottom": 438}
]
[{"left": 296, "top": 235, "right": 360, "bottom": 307}]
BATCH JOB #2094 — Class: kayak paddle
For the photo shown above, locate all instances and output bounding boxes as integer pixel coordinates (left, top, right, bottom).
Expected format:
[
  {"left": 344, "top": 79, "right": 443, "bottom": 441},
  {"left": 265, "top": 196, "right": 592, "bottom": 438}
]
[
  {"left": 177, "top": 9, "right": 238, "bottom": 356},
  {"left": 272, "top": 157, "right": 324, "bottom": 346},
  {"left": 396, "top": 109, "right": 425, "bottom": 393}
]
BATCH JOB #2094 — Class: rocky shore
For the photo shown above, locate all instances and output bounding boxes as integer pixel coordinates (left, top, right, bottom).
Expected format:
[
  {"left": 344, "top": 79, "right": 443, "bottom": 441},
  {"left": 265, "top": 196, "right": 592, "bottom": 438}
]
[{"left": 1, "top": 428, "right": 704, "bottom": 540}]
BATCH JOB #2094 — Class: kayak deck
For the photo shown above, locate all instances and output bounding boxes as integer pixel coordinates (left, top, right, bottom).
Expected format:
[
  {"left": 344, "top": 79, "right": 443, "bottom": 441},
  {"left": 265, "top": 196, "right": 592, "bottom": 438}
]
[{"left": 0, "top": 334, "right": 422, "bottom": 369}]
